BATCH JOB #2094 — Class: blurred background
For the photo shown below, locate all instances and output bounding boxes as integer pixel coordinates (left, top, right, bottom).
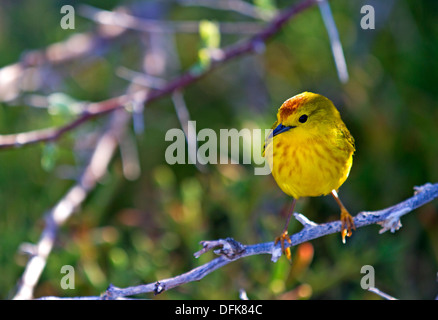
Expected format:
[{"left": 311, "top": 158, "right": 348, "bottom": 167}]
[{"left": 0, "top": 0, "right": 437, "bottom": 299}]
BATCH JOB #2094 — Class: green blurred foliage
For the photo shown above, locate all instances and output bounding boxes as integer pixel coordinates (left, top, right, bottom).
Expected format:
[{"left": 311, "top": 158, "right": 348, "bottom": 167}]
[{"left": 0, "top": 0, "right": 437, "bottom": 300}]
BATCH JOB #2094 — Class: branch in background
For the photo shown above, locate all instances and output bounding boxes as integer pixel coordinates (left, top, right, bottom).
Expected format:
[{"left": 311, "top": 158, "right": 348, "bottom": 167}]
[
  {"left": 37, "top": 183, "right": 438, "bottom": 299},
  {"left": 0, "top": 29, "right": 128, "bottom": 102},
  {"left": 317, "top": 0, "right": 349, "bottom": 83},
  {"left": 117, "top": 128, "right": 142, "bottom": 181},
  {"left": 171, "top": 90, "right": 207, "bottom": 172},
  {"left": 0, "top": 94, "right": 129, "bottom": 149},
  {"left": 9, "top": 0, "right": 344, "bottom": 299},
  {"left": 0, "top": 0, "right": 318, "bottom": 150},
  {"left": 116, "top": 67, "right": 167, "bottom": 90},
  {"left": 13, "top": 109, "right": 131, "bottom": 300},
  {"left": 13, "top": 0, "right": 189, "bottom": 299},
  {"left": 78, "top": 4, "right": 265, "bottom": 34}
]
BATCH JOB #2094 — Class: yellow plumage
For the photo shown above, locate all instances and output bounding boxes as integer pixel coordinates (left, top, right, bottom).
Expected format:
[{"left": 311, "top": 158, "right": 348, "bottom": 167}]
[
  {"left": 264, "top": 92, "right": 355, "bottom": 199},
  {"left": 263, "top": 92, "right": 356, "bottom": 256}
]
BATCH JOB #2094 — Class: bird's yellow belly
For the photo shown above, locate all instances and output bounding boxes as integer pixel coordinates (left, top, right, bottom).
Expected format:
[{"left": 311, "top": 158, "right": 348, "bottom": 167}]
[{"left": 266, "top": 139, "right": 352, "bottom": 199}]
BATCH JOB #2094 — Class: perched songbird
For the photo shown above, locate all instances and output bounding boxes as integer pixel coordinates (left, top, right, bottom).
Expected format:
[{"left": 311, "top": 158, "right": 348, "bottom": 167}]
[{"left": 264, "top": 92, "right": 356, "bottom": 259}]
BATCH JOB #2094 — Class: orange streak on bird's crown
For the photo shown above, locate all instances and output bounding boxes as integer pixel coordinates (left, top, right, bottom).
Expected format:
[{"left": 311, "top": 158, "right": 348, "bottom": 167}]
[{"left": 279, "top": 94, "right": 308, "bottom": 119}]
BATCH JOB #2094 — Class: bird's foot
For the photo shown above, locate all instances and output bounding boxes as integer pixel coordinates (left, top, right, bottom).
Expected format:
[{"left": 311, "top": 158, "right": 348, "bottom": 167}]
[
  {"left": 340, "top": 208, "right": 356, "bottom": 244},
  {"left": 274, "top": 231, "right": 292, "bottom": 261}
]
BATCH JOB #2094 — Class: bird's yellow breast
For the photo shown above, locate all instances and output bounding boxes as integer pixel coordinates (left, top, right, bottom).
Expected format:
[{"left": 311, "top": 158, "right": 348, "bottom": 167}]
[{"left": 265, "top": 131, "right": 353, "bottom": 199}]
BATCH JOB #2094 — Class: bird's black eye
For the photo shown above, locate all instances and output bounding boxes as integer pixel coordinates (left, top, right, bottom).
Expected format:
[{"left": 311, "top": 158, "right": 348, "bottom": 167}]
[{"left": 298, "top": 114, "right": 308, "bottom": 123}]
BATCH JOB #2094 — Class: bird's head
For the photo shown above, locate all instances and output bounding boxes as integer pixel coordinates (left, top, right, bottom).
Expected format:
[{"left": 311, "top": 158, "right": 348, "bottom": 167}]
[{"left": 272, "top": 91, "right": 341, "bottom": 138}]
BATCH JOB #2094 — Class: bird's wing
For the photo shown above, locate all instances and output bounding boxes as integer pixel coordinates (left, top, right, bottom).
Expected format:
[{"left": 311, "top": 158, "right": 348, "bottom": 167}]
[{"left": 338, "top": 122, "right": 355, "bottom": 152}]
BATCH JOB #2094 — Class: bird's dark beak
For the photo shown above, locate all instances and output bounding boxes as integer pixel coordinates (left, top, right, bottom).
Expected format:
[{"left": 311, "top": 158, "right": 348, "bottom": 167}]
[{"left": 273, "top": 123, "right": 295, "bottom": 137}]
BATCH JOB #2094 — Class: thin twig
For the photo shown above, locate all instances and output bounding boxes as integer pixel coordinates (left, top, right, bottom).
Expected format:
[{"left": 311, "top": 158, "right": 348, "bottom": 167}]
[
  {"left": 368, "top": 287, "right": 398, "bottom": 300},
  {"left": 171, "top": 90, "right": 207, "bottom": 172},
  {"left": 0, "top": 94, "right": 129, "bottom": 149},
  {"left": 116, "top": 67, "right": 167, "bottom": 90},
  {"left": 36, "top": 182, "right": 438, "bottom": 299},
  {"left": 318, "top": 0, "right": 349, "bottom": 83}
]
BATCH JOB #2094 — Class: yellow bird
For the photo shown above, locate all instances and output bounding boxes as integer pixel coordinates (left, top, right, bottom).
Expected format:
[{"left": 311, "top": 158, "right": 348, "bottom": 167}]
[{"left": 264, "top": 92, "right": 355, "bottom": 259}]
